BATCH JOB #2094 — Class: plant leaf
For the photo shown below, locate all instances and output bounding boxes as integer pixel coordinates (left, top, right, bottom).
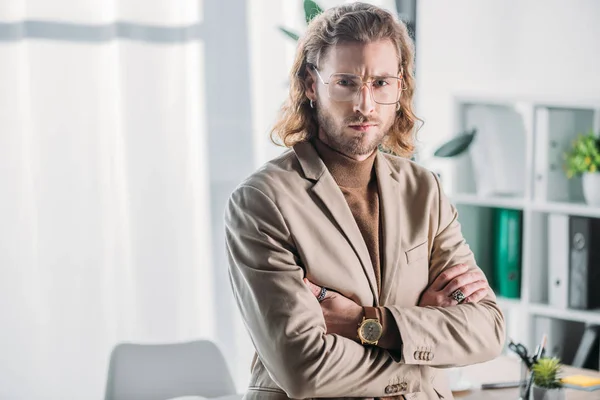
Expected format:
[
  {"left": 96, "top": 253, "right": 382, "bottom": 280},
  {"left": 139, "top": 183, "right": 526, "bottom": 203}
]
[
  {"left": 563, "top": 130, "right": 600, "bottom": 177},
  {"left": 532, "top": 357, "right": 563, "bottom": 389},
  {"left": 278, "top": 26, "right": 300, "bottom": 41},
  {"left": 304, "top": 0, "right": 323, "bottom": 24}
]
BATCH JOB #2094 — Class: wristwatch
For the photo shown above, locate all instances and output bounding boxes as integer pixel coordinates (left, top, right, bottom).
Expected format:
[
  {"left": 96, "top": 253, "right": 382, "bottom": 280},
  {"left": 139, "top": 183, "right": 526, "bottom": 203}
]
[{"left": 357, "top": 307, "right": 383, "bottom": 345}]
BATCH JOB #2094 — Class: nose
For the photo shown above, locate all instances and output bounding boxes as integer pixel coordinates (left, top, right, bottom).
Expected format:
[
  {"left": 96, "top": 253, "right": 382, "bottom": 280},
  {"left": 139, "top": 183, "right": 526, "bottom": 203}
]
[{"left": 353, "top": 83, "right": 375, "bottom": 115}]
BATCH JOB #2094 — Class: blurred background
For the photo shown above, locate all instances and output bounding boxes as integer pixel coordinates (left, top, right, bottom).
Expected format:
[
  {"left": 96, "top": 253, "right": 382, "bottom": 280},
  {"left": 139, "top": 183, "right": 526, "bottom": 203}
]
[{"left": 1, "top": 0, "right": 600, "bottom": 399}]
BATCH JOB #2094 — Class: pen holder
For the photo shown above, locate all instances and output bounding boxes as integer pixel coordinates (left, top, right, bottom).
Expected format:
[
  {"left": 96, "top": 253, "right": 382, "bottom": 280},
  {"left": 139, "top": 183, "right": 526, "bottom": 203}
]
[{"left": 519, "top": 360, "right": 531, "bottom": 399}]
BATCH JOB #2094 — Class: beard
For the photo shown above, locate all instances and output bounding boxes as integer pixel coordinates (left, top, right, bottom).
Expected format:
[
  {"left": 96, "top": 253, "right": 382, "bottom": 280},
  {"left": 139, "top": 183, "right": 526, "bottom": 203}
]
[{"left": 316, "top": 106, "right": 392, "bottom": 157}]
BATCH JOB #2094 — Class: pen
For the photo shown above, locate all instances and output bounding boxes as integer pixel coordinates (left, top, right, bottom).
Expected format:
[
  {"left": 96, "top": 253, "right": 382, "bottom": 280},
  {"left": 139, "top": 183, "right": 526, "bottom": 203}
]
[
  {"left": 536, "top": 334, "right": 547, "bottom": 360},
  {"left": 480, "top": 380, "right": 525, "bottom": 390},
  {"left": 533, "top": 345, "right": 540, "bottom": 363}
]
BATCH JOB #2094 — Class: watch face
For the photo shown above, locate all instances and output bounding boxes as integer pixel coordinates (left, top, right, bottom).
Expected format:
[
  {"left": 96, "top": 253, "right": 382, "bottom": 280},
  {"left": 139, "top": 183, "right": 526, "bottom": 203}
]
[{"left": 361, "top": 320, "right": 383, "bottom": 342}]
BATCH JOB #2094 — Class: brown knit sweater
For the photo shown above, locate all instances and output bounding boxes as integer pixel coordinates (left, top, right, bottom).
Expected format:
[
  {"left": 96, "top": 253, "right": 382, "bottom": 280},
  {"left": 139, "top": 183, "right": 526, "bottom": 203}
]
[{"left": 312, "top": 138, "right": 383, "bottom": 293}]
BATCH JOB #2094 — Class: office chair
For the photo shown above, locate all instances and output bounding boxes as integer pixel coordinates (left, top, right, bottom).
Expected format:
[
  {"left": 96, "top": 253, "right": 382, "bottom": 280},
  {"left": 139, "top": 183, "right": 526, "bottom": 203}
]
[{"left": 104, "top": 340, "right": 238, "bottom": 400}]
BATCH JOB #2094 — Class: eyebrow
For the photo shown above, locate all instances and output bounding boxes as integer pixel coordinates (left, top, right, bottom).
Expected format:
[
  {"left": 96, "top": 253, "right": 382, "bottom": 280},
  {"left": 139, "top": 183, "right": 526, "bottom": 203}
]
[
  {"left": 333, "top": 71, "right": 399, "bottom": 77},
  {"left": 334, "top": 71, "right": 400, "bottom": 78}
]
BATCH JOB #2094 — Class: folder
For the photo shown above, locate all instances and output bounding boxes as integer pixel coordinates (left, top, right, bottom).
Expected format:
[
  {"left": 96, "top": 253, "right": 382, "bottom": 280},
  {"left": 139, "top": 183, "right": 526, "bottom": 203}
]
[
  {"left": 568, "top": 216, "right": 600, "bottom": 310},
  {"left": 492, "top": 208, "right": 522, "bottom": 299},
  {"left": 548, "top": 214, "right": 569, "bottom": 308}
]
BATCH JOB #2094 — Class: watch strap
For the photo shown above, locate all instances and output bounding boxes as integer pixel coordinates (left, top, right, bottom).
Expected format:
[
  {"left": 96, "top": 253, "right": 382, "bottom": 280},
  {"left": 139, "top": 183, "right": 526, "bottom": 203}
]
[{"left": 363, "top": 306, "right": 379, "bottom": 321}]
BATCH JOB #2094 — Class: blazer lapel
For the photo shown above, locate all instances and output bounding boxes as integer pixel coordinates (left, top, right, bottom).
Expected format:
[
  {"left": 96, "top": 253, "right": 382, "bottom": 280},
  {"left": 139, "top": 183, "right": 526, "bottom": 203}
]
[
  {"left": 294, "top": 142, "right": 379, "bottom": 304},
  {"left": 376, "top": 154, "right": 403, "bottom": 305}
]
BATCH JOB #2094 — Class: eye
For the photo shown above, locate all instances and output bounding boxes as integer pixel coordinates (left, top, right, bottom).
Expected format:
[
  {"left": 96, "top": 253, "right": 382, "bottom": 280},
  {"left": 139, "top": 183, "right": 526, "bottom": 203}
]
[
  {"left": 373, "top": 79, "right": 390, "bottom": 87},
  {"left": 336, "top": 78, "right": 357, "bottom": 87}
]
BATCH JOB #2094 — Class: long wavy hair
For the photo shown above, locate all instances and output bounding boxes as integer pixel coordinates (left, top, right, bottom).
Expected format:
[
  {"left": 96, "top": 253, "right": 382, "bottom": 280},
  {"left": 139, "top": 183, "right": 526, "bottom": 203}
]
[{"left": 270, "top": 2, "right": 421, "bottom": 158}]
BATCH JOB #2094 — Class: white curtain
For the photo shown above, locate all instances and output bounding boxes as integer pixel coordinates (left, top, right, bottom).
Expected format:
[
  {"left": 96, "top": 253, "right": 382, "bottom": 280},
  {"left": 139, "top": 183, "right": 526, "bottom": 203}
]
[{"left": 0, "top": 1, "right": 214, "bottom": 399}]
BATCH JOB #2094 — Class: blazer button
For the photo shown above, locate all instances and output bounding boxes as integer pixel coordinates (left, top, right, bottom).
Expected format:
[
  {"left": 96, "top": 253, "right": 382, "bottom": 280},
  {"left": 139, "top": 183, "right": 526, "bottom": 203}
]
[
  {"left": 385, "top": 385, "right": 393, "bottom": 394},
  {"left": 399, "top": 382, "right": 408, "bottom": 391},
  {"left": 413, "top": 351, "right": 419, "bottom": 360},
  {"left": 393, "top": 384, "right": 401, "bottom": 393},
  {"left": 419, "top": 351, "right": 424, "bottom": 360}
]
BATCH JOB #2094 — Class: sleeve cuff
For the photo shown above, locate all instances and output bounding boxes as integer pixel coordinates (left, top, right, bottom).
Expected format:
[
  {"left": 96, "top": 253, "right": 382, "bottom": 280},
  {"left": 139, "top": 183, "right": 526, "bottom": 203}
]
[{"left": 377, "top": 306, "right": 404, "bottom": 361}]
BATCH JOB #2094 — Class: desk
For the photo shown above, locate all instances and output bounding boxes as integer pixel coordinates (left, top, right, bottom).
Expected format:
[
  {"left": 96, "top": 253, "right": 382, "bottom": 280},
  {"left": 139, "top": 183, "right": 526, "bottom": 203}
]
[{"left": 455, "top": 355, "right": 600, "bottom": 399}]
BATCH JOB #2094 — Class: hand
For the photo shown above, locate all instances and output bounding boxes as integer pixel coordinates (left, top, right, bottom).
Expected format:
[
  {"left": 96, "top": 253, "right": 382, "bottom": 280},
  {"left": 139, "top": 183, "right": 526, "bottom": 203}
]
[
  {"left": 418, "top": 263, "right": 489, "bottom": 307},
  {"left": 303, "top": 278, "right": 363, "bottom": 341}
]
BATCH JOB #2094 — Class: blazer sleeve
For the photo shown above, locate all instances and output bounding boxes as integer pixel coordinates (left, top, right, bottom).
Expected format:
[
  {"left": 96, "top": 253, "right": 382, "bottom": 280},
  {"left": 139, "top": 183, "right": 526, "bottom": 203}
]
[
  {"left": 385, "top": 172, "right": 506, "bottom": 367},
  {"left": 225, "top": 184, "right": 421, "bottom": 399}
]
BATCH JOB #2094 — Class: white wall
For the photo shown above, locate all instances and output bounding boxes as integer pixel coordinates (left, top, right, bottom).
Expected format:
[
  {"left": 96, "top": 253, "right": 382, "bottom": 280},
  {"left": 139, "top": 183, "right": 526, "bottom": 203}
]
[{"left": 415, "top": 0, "right": 600, "bottom": 191}]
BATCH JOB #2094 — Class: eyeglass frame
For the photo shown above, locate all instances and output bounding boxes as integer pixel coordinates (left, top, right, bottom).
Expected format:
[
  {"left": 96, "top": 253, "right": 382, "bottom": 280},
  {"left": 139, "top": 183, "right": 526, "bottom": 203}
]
[{"left": 308, "top": 63, "right": 407, "bottom": 105}]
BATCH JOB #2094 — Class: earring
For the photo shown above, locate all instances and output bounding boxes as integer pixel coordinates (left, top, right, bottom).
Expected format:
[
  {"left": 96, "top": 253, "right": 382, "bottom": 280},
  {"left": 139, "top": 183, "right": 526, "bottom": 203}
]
[
  {"left": 396, "top": 103, "right": 401, "bottom": 112},
  {"left": 310, "top": 99, "right": 315, "bottom": 109}
]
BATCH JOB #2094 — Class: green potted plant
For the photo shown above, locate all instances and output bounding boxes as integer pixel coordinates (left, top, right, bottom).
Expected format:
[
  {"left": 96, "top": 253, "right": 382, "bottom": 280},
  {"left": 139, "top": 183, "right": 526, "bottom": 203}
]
[
  {"left": 563, "top": 129, "right": 600, "bottom": 206},
  {"left": 278, "top": 0, "right": 323, "bottom": 41},
  {"left": 531, "top": 357, "right": 565, "bottom": 400}
]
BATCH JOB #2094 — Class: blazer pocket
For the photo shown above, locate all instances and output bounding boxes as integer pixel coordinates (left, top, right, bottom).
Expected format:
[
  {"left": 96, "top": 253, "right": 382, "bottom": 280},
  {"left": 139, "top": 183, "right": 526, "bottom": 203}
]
[{"left": 405, "top": 241, "right": 429, "bottom": 264}]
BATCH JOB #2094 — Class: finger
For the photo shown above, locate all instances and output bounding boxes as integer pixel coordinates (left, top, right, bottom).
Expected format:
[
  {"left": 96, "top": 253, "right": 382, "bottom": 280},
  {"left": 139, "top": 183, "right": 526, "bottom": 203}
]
[
  {"left": 443, "top": 271, "right": 483, "bottom": 295},
  {"left": 431, "top": 265, "right": 466, "bottom": 291},
  {"left": 454, "top": 280, "right": 488, "bottom": 299},
  {"left": 303, "top": 278, "right": 322, "bottom": 298},
  {"left": 431, "top": 264, "right": 469, "bottom": 291},
  {"left": 463, "top": 287, "right": 488, "bottom": 304}
]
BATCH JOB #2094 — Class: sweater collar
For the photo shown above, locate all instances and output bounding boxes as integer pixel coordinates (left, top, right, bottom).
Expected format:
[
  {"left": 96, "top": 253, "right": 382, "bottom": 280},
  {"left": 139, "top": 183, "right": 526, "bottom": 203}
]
[{"left": 312, "top": 137, "right": 377, "bottom": 188}]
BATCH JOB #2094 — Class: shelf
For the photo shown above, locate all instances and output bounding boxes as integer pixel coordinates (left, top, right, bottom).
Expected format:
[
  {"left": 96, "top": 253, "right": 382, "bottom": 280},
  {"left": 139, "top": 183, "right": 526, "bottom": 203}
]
[
  {"left": 452, "top": 93, "right": 600, "bottom": 110},
  {"left": 445, "top": 98, "right": 600, "bottom": 359},
  {"left": 450, "top": 194, "right": 526, "bottom": 210},
  {"left": 531, "top": 201, "right": 600, "bottom": 218},
  {"left": 528, "top": 303, "right": 600, "bottom": 324},
  {"left": 451, "top": 196, "right": 600, "bottom": 218}
]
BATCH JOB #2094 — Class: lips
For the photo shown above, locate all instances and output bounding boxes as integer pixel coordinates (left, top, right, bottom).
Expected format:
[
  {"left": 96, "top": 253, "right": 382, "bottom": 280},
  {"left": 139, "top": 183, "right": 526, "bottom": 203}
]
[{"left": 348, "top": 124, "right": 377, "bottom": 132}]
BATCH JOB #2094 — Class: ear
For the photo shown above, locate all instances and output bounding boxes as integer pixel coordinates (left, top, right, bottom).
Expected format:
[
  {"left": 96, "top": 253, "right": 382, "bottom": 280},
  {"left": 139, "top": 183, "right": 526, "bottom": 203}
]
[{"left": 304, "top": 64, "right": 317, "bottom": 101}]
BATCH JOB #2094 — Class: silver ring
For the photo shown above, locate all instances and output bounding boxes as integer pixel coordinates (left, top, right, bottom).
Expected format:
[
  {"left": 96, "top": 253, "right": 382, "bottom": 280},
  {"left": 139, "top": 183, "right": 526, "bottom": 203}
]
[
  {"left": 451, "top": 289, "right": 466, "bottom": 304},
  {"left": 317, "top": 287, "right": 327, "bottom": 302}
]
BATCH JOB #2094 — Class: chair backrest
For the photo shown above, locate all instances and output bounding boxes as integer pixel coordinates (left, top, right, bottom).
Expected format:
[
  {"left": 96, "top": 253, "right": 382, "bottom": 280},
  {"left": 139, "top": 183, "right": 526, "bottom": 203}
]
[{"left": 104, "top": 340, "right": 237, "bottom": 400}]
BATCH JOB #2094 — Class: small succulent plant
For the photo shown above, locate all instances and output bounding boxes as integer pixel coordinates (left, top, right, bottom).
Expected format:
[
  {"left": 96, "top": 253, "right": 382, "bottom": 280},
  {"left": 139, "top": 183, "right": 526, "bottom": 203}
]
[{"left": 532, "top": 357, "right": 563, "bottom": 389}]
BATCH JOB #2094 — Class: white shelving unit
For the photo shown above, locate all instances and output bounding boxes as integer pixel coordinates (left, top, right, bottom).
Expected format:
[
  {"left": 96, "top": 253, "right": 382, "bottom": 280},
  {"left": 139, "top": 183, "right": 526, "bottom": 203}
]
[
  {"left": 450, "top": 195, "right": 600, "bottom": 218},
  {"left": 450, "top": 194, "right": 527, "bottom": 210},
  {"left": 443, "top": 95, "right": 600, "bottom": 369}
]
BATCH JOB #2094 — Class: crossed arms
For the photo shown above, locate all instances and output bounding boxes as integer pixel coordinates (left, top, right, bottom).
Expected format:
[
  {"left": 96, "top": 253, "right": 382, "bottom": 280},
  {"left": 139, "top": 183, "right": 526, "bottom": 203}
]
[{"left": 225, "top": 183, "right": 505, "bottom": 399}]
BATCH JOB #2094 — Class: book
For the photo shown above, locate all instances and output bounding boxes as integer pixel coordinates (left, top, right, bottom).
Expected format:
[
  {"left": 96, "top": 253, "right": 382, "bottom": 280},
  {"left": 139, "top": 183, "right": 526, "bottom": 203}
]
[{"left": 492, "top": 208, "right": 522, "bottom": 299}]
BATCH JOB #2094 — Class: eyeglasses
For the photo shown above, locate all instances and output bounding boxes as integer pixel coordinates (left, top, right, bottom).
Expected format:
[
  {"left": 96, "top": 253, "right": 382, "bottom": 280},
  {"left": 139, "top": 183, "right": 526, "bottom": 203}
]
[{"left": 311, "top": 65, "right": 404, "bottom": 105}]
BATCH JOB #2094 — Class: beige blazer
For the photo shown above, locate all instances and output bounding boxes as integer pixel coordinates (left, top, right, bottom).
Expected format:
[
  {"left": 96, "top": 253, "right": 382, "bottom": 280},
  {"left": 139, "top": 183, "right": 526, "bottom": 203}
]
[{"left": 225, "top": 141, "right": 505, "bottom": 400}]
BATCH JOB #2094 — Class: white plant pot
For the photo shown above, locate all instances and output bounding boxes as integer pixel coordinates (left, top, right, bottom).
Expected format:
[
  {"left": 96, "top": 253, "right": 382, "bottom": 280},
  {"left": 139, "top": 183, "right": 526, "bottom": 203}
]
[
  {"left": 531, "top": 384, "right": 565, "bottom": 400},
  {"left": 582, "top": 172, "right": 600, "bottom": 206}
]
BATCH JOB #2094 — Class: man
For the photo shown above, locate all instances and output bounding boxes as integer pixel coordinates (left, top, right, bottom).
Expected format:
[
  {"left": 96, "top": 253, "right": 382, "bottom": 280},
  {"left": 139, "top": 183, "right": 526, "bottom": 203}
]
[{"left": 225, "top": 3, "right": 505, "bottom": 399}]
